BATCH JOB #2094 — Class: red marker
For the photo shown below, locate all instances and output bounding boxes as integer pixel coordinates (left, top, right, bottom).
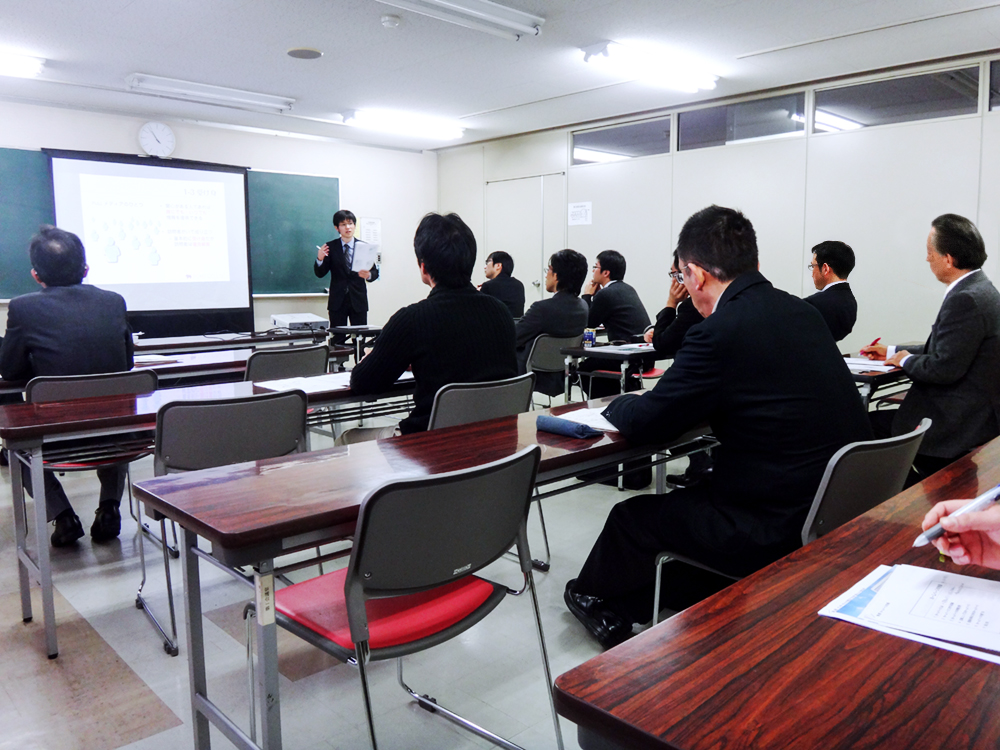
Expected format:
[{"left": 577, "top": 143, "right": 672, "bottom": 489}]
[{"left": 869, "top": 337, "right": 881, "bottom": 347}]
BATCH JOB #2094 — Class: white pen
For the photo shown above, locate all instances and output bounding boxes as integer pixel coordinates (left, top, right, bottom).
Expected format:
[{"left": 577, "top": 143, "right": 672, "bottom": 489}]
[{"left": 913, "top": 483, "right": 1000, "bottom": 547}]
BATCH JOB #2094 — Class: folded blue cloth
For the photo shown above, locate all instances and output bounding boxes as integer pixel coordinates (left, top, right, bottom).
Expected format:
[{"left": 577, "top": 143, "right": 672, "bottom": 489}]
[{"left": 536, "top": 414, "right": 603, "bottom": 439}]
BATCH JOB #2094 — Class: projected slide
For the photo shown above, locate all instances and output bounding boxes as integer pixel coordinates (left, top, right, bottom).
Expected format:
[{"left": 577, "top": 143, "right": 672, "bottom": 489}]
[
  {"left": 50, "top": 155, "right": 251, "bottom": 313},
  {"left": 81, "top": 175, "right": 230, "bottom": 285}
]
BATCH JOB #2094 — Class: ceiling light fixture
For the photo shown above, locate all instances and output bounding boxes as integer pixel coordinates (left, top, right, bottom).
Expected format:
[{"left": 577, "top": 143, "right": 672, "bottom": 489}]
[
  {"left": 342, "top": 109, "right": 464, "bottom": 140},
  {"left": 0, "top": 50, "right": 45, "bottom": 79},
  {"left": 791, "top": 110, "right": 863, "bottom": 132},
  {"left": 572, "top": 147, "right": 629, "bottom": 164},
  {"left": 125, "top": 74, "right": 295, "bottom": 114},
  {"left": 374, "top": 0, "right": 543, "bottom": 41},
  {"left": 581, "top": 41, "right": 718, "bottom": 93},
  {"left": 287, "top": 48, "right": 323, "bottom": 60}
]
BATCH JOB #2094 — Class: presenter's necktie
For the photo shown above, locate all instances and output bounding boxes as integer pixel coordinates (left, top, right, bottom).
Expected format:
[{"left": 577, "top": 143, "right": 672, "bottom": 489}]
[{"left": 345, "top": 242, "right": 354, "bottom": 270}]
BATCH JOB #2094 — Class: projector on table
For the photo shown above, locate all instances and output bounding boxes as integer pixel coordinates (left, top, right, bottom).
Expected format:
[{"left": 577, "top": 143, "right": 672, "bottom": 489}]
[{"left": 270, "top": 313, "right": 329, "bottom": 331}]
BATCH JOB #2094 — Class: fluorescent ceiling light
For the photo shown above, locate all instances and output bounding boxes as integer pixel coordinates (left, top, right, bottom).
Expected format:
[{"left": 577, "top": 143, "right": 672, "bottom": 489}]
[
  {"left": 125, "top": 74, "right": 295, "bottom": 114},
  {"left": 0, "top": 51, "right": 45, "bottom": 79},
  {"left": 374, "top": 0, "right": 543, "bottom": 41},
  {"left": 582, "top": 41, "right": 717, "bottom": 93},
  {"left": 343, "top": 109, "right": 464, "bottom": 140},
  {"left": 792, "top": 110, "right": 863, "bottom": 132},
  {"left": 573, "top": 147, "right": 629, "bottom": 164}
]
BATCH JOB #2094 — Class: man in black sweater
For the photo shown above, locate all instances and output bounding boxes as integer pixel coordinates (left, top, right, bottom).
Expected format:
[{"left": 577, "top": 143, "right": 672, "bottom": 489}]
[
  {"left": 480, "top": 251, "right": 525, "bottom": 318},
  {"left": 804, "top": 240, "right": 857, "bottom": 342},
  {"left": 349, "top": 213, "right": 517, "bottom": 436}
]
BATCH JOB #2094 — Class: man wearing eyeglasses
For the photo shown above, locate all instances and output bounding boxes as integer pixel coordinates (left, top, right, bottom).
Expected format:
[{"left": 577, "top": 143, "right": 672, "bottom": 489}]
[
  {"left": 315, "top": 209, "right": 379, "bottom": 345},
  {"left": 804, "top": 240, "right": 857, "bottom": 342},
  {"left": 564, "top": 205, "right": 871, "bottom": 649}
]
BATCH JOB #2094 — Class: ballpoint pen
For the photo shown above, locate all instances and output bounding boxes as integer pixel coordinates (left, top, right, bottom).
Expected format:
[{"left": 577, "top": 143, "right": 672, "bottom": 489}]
[
  {"left": 869, "top": 337, "right": 881, "bottom": 347},
  {"left": 913, "top": 483, "right": 1000, "bottom": 547}
]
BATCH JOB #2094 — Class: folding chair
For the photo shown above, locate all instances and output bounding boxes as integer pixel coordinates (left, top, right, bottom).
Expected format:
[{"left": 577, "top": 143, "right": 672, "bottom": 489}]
[
  {"left": 651, "top": 418, "right": 932, "bottom": 625},
  {"left": 274, "top": 445, "right": 564, "bottom": 750},
  {"left": 526, "top": 333, "right": 584, "bottom": 407},
  {"left": 244, "top": 344, "right": 329, "bottom": 382}
]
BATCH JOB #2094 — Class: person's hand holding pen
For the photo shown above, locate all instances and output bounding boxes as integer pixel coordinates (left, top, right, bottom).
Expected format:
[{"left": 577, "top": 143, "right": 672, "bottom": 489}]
[
  {"left": 921, "top": 499, "right": 1000, "bottom": 569},
  {"left": 317, "top": 244, "right": 330, "bottom": 262},
  {"left": 859, "top": 337, "right": 886, "bottom": 360}
]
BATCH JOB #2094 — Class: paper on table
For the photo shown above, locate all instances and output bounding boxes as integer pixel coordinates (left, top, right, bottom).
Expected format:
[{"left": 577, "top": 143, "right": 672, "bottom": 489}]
[
  {"left": 256, "top": 370, "right": 413, "bottom": 393},
  {"left": 556, "top": 408, "right": 618, "bottom": 432},
  {"left": 592, "top": 343, "right": 654, "bottom": 355},
  {"left": 820, "top": 565, "right": 1000, "bottom": 664},
  {"left": 843, "top": 357, "right": 896, "bottom": 372},
  {"left": 133, "top": 354, "right": 180, "bottom": 364},
  {"left": 350, "top": 243, "right": 379, "bottom": 272}
]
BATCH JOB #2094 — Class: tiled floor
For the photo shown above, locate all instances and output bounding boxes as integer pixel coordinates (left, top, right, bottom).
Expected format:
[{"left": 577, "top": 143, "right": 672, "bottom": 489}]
[{"left": 0, "top": 421, "right": 687, "bottom": 750}]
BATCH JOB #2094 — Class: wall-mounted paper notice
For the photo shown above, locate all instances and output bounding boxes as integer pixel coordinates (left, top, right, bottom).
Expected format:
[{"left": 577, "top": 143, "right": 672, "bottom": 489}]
[{"left": 568, "top": 202, "right": 592, "bottom": 226}]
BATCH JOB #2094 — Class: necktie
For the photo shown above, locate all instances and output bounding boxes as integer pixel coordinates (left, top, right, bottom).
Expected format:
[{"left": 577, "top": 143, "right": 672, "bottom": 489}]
[{"left": 345, "top": 242, "right": 354, "bottom": 270}]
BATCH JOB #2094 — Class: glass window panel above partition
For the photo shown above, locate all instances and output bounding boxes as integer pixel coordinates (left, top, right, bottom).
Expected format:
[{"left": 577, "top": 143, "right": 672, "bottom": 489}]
[
  {"left": 572, "top": 117, "right": 670, "bottom": 165},
  {"left": 991, "top": 60, "right": 1000, "bottom": 111},
  {"left": 815, "top": 67, "right": 980, "bottom": 131},
  {"left": 677, "top": 93, "right": 805, "bottom": 151}
]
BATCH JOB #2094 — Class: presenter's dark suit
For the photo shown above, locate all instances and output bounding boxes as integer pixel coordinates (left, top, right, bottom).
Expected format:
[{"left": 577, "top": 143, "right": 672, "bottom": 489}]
[
  {"left": 350, "top": 283, "right": 517, "bottom": 434},
  {"left": 481, "top": 273, "right": 525, "bottom": 318},
  {"left": 804, "top": 282, "right": 857, "bottom": 342},
  {"left": 315, "top": 238, "right": 379, "bottom": 340},
  {"left": 0, "top": 284, "right": 134, "bottom": 520},
  {"left": 892, "top": 270, "right": 1000, "bottom": 461},
  {"left": 580, "top": 280, "right": 652, "bottom": 397},
  {"left": 515, "top": 291, "right": 589, "bottom": 396},
  {"left": 574, "top": 271, "right": 872, "bottom": 621}
]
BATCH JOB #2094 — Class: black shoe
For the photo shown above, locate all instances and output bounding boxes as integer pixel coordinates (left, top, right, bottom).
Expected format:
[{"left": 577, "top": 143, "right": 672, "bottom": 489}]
[
  {"left": 51, "top": 510, "right": 84, "bottom": 547},
  {"left": 564, "top": 579, "right": 633, "bottom": 649},
  {"left": 0, "top": 448, "right": 8, "bottom": 467},
  {"left": 666, "top": 472, "right": 706, "bottom": 489},
  {"left": 90, "top": 502, "right": 121, "bottom": 543}
]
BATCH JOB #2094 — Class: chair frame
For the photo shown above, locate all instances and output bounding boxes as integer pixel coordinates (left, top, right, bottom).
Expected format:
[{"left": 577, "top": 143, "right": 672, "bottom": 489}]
[
  {"left": 274, "top": 445, "right": 564, "bottom": 750},
  {"left": 525, "top": 333, "right": 584, "bottom": 405},
  {"left": 426, "top": 372, "right": 534, "bottom": 431},
  {"left": 243, "top": 343, "right": 329, "bottom": 382},
  {"left": 651, "top": 418, "right": 932, "bottom": 625}
]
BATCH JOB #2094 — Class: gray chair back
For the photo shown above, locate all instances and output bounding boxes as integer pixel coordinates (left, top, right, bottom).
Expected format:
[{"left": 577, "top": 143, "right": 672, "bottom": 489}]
[
  {"left": 526, "top": 334, "right": 584, "bottom": 374},
  {"left": 154, "top": 390, "right": 308, "bottom": 475},
  {"left": 26, "top": 369, "right": 159, "bottom": 403},
  {"left": 344, "top": 445, "right": 541, "bottom": 642},
  {"left": 801, "top": 418, "right": 931, "bottom": 544},
  {"left": 426, "top": 373, "right": 535, "bottom": 431},
  {"left": 244, "top": 344, "right": 329, "bottom": 382}
]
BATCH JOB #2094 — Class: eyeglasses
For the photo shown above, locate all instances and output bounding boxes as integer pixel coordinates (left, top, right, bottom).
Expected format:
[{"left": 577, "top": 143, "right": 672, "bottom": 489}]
[
  {"left": 807, "top": 262, "right": 822, "bottom": 270},
  {"left": 668, "top": 270, "right": 684, "bottom": 283}
]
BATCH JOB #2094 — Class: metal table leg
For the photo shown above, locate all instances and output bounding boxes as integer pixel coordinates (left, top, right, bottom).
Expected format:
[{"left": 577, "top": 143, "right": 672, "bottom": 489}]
[
  {"left": 29, "top": 445, "right": 58, "bottom": 658},
  {"left": 9, "top": 445, "right": 33, "bottom": 626},
  {"left": 253, "top": 561, "right": 282, "bottom": 749},
  {"left": 181, "top": 528, "right": 212, "bottom": 749}
]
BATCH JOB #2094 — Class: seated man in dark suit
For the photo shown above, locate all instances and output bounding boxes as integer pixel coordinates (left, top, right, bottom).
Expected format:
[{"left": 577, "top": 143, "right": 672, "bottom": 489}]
[
  {"left": 348, "top": 213, "right": 517, "bottom": 438},
  {"left": 0, "top": 226, "right": 134, "bottom": 547},
  {"left": 515, "top": 249, "right": 589, "bottom": 396},
  {"left": 564, "top": 206, "right": 872, "bottom": 648},
  {"left": 480, "top": 251, "right": 525, "bottom": 318},
  {"left": 861, "top": 213, "right": 1000, "bottom": 483},
  {"left": 804, "top": 240, "right": 857, "bottom": 342}
]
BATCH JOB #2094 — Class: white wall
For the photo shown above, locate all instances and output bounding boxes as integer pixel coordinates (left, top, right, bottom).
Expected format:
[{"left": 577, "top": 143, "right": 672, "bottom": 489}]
[{"left": 0, "top": 100, "right": 438, "bottom": 331}]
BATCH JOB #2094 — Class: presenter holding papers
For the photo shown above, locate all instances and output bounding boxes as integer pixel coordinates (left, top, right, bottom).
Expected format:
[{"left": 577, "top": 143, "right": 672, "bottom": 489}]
[
  {"left": 922, "top": 485, "right": 1000, "bottom": 569},
  {"left": 315, "top": 209, "right": 379, "bottom": 344}
]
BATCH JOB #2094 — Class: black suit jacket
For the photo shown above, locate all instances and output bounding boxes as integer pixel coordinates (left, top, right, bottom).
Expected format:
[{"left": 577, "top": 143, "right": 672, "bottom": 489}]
[
  {"left": 515, "top": 291, "right": 589, "bottom": 395},
  {"left": 894, "top": 270, "right": 1000, "bottom": 458},
  {"left": 350, "top": 283, "right": 517, "bottom": 434},
  {"left": 314, "top": 238, "right": 379, "bottom": 315},
  {"left": 803, "top": 282, "right": 857, "bottom": 342},
  {"left": 0, "top": 284, "right": 133, "bottom": 380},
  {"left": 649, "top": 298, "right": 704, "bottom": 358},
  {"left": 603, "top": 271, "right": 872, "bottom": 572},
  {"left": 582, "top": 281, "right": 650, "bottom": 341},
  {"left": 480, "top": 273, "right": 525, "bottom": 318}
]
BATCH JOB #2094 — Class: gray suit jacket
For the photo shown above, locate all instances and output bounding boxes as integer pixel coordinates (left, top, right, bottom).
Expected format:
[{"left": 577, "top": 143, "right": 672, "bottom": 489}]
[{"left": 894, "top": 270, "right": 1000, "bottom": 458}]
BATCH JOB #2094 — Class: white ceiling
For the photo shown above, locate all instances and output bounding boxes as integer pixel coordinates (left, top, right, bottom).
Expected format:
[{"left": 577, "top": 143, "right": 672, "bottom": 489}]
[{"left": 1, "top": 0, "right": 999, "bottom": 152}]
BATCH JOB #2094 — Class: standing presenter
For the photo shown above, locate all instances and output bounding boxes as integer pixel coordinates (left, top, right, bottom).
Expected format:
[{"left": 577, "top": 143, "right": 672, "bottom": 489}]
[{"left": 315, "top": 209, "right": 379, "bottom": 344}]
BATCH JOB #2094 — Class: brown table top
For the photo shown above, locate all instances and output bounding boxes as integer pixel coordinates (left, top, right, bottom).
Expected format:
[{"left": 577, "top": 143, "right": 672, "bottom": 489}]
[
  {"left": 132, "top": 399, "right": 701, "bottom": 564},
  {"left": 553, "top": 437, "right": 1000, "bottom": 750},
  {"left": 133, "top": 330, "right": 325, "bottom": 353}
]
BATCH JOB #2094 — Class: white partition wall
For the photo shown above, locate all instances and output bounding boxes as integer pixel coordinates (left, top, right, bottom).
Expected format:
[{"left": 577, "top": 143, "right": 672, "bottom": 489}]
[{"left": 804, "top": 116, "right": 983, "bottom": 352}]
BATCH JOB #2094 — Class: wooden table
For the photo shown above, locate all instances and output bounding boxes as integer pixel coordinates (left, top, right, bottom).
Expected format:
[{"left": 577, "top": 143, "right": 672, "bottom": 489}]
[
  {"left": 553, "top": 436, "right": 1000, "bottom": 750},
  {"left": 562, "top": 344, "right": 660, "bottom": 398},
  {"left": 849, "top": 361, "right": 908, "bottom": 407},
  {"left": 132, "top": 401, "right": 708, "bottom": 750},
  {"left": 133, "top": 330, "right": 326, "bottom": 354}
]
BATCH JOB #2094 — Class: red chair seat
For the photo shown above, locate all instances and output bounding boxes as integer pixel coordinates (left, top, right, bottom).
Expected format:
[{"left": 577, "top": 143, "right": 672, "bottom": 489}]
[
  {"left": 642, "top": 368, "right": 665, "bottom": 378},
  {"left": 275, "top": 567, "right": 496, "bottom": 650}
]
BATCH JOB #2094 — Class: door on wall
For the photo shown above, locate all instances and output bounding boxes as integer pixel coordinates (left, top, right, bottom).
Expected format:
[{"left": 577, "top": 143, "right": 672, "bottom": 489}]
[{"left": 484, "top": 173, "right": 565, "bottom": 307}]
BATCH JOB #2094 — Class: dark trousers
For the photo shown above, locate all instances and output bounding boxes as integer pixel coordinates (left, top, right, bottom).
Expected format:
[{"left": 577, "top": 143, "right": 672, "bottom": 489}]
[
  {"left": 21, "top": 464, "right": 127, "bottom": 522},
  {"left": 869, "top": 409, "right": 960, "bottom": 487},
  {"left": 575, "top": 485, "right": 763, "bottom": 624},
  {"left": 329, "top": 305, "right": 367, "bottom": 346}
]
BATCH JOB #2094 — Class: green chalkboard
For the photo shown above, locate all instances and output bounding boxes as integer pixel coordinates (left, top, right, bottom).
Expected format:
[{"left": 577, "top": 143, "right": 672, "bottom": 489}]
[
  {"left": 0, "top": 148, "right": 55, "bottom": 299},
  {"left": 247, "top": 170, "right": 339, "bottom": 294}
]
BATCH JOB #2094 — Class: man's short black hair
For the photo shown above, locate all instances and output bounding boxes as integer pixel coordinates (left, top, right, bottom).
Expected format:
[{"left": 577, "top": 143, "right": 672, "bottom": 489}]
[
  {"left": 29, "top": 226, "right": 87, "bottom": 287},
  {"left": 931, "top": 213, "right": 986, "bottom": 270},
  {"left": 333, "top": 209, "right": 357, "bottom": 227},
  {"left": 676, "top": 205, "right": 757, "bottom": 282},
  {"left": 595, "top": 250, "right": 626, "bottom": 281},
  {"left": 549, "top": 249, "right": 588, "bottom": 296},
  {"left": 413, "top": 212, "right": 477, "bottom": 288},
  {"left": 486, "top": 251, "right": 514, "bottom": 276},
  {"left": 812, "top": 240, "right": 856, "bottom": 278}
]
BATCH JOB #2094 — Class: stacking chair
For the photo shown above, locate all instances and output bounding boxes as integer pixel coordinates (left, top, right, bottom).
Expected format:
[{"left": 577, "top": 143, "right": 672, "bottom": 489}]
[
  {"left": 426, "top": 372, "right": 534, "bottom": 430},
  {"left": 526, "top": 333, "right": 584, "bottom": 406},
  {"left": 650, "top": 418, "right": 932, "bottom": 625},
  {"left": 139, "top": 390, "right": 308, "bottom": 655},
  {"left": 244, "top": 343, "right": 329, "bottom": 382},
  {"left": 274, "top": 445, "right": 564, "bottom": 750}
]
